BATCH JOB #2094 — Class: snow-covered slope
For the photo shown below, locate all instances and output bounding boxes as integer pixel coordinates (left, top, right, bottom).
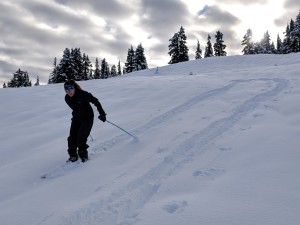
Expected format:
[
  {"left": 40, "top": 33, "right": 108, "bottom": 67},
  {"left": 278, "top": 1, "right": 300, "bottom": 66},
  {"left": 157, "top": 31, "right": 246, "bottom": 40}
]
[{"left": 0, "top": 53, "right": 300, "bottom": 225}]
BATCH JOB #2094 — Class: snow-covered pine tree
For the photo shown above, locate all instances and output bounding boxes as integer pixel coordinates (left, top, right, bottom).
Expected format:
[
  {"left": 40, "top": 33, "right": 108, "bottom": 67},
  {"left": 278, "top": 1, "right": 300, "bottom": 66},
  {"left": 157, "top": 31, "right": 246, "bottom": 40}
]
[
  {"left": 125, "top": 46, "right": 135, "bottom": 73},
  {"left": 48, "top": 57, "right": 57, "bottom": 84},
  {"left": 57, "top": 48, "right": 73, "bottom": 81},
  {"left": 168, "top": 26, "right": 189, "bottom": 64},
  {"left": 34, "top": 76, "right": 40, "bottom": 86},
  {"left": 117, "top": 60, "right": 122, "bottom": 76},
  {"left": 293, "top": 11, "right": 300, "bottom": 52},
  {"left": 82, "top": 53, "right": 92, "bottom": 80},
  {"left": 168, "top": 32, "right": 180, "bottom": 64},
  {"left": 110, "top": 65, "right": 117, "bottom": 77},
  {"left": 242, "top": 29, "right": 255, "bottom": 55},
  {"left": 71, "top": 48, "right": 83, "bottom": 80},
  {"left": 276, "top": 34, "right": 283, "bottom": 54},
  {"left": 282, "top": 23, "right": 292, "bottom": 54},
  {"left": 213, "top": 30, "right": 227, "bottom": 56},
  {"left": 260, "top": 31, "right": 272, "bottom": 54},
  {"left": 94, "top": 58, "right": 101, "bottom": 79},
  {"left": 135, "top": 43, "right": 148, "bottom": 71},
  {"left": 204, "top": 34, "right": 213, "bottom": 58},
  {"left": 7, "top": 69, "right": 32, "bottom": 87},
  {"left": 177, "top": 26, "right": 189, "bottom": 62},
  {"left": 195, "top": 40, "right": 202, "bottom": 59},
  {"left": 100, "top": 58, "right": 109, "bottom": 79}
]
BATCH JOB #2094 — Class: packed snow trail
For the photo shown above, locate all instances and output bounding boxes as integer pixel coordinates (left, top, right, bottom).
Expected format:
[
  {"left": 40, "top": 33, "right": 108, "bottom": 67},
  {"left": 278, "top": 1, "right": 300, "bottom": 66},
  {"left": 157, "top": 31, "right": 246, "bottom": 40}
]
[{"left": 40, "top": 78, "right": 288, "bottom": 225}]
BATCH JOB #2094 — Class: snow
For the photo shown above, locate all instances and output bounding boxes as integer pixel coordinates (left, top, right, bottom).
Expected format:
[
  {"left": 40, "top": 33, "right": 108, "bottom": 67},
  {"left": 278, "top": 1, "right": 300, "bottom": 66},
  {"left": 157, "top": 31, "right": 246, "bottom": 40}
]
[{"left": 1, "top": 53, "right": 300, "bottom": 225}]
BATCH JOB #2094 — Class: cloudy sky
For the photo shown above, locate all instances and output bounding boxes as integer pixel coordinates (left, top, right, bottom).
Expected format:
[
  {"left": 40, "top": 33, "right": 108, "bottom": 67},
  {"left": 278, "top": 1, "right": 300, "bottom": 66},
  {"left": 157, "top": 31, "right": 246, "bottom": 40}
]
[{"left": 0, "top": 0, "right": 299, "bottom": 85}]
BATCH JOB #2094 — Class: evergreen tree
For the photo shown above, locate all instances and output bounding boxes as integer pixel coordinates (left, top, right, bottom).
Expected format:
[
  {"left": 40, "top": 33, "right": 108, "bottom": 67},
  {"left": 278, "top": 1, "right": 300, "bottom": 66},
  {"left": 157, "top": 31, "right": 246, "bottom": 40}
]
[
  {"left": 204, "top": 34, "right": 213, "bottom": 58},
  {"left": 177, "top": 26, "right": 189, "bottom": 62},
  {"left": 49, "top": 57, "right": 59, "bottom": 84},
  {"left": 135, "top": 43, "right": 148, "bottom": 71},
  {"left": 7, "top": 69, "right": 32, "bottom": 88},
  {"left": 168, "top": 32, "right": 180, "bottom": 64},
  {"left": 213, "top": 30, "right": 227, "bottom": 56},
  {"left": 82, "top": 53, "right": 92, "bottom": 80},
  {"left": 57, "top": 48, "right": 74, "bottom": 82},
  {"left": 100, "top": 58, "right": 109, "bottom": 79},
  {"left": 168, "top": 26, "right": 189, "bottom": 64},
  {"left": 117, "top": 60, "right": 122, "bottom": 76},
  {"left": 34, "top": 75, "right": 40, "bottom": 86},
  {"left": 290, "top": 13, "right": 300, "bottom": 52},
  {"left": 294, "top": 11, "right": 300, "bottom": 52},
  {"left": 94, "top": 58, "right": 101, "bottom": 79},
  {"left": 282, "top": 23, "right": 292, "bottom": 53},
  {"left": 71, "top": 48, "right": 83, "bottom": 80},
  {"left": 110, "top": 65, "right": 117, "bottom": 77},
  {"left": 195, "top": 40, "right": 202, "bottom": 59},
  {"left": 260, "top": 31, "right": 272, "bottom": 53},
  {"left": 276, "top": 34, "right": 283, "bottom": 54},
  {"left": 242, "top": 29, "right": 255, "bottom": 54},
  {"left": 3, "top": 83, "right": 7, "bottom": 88},
  {"left": 253, "top": 41, "right": 263, "bottom": 54},
  {"left": 125, "top": 45, "right": 135, "bottom": 73}
]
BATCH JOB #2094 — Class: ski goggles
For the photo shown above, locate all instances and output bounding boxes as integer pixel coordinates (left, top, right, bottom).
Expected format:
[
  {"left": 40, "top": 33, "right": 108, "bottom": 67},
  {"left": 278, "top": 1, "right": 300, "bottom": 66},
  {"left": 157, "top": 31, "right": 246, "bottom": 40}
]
[{"left": 64, "top": 84, "right": 75, "bottom": 91}]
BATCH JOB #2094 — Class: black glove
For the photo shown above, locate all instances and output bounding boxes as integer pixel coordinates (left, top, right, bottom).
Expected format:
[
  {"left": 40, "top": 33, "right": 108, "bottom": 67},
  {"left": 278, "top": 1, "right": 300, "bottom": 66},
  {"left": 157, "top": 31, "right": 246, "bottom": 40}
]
[{"left": 98, "top": 114, "right": 106, "bottom": 122}]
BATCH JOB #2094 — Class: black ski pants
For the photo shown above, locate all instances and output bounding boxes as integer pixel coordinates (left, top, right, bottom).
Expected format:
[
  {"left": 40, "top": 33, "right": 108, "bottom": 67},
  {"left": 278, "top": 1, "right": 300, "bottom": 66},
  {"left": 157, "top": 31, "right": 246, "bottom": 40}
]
[{"left": 68, "top": 117, "right": 93, "bottom": 159}]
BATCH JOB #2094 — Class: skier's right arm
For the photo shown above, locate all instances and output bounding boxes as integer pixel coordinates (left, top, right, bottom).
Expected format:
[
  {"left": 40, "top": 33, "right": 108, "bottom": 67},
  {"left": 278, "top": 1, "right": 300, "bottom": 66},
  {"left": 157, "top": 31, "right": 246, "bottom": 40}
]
[{"left": 65, "top": 95, "right": 74, "bottom": 110}]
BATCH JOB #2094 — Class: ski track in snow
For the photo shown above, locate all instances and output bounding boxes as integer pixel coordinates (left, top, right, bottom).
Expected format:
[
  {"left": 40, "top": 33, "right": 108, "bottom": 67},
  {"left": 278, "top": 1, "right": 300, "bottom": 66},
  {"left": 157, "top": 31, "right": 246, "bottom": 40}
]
[{"left": 41, "top": 78, "right": 288, "bottom": 225}]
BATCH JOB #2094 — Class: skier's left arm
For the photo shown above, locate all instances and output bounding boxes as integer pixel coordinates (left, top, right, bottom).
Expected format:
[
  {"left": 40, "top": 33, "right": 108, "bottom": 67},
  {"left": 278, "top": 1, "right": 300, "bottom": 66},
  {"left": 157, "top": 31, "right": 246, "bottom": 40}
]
[{"left": 88, "top": 93, "right": 106, "bottom": 121}]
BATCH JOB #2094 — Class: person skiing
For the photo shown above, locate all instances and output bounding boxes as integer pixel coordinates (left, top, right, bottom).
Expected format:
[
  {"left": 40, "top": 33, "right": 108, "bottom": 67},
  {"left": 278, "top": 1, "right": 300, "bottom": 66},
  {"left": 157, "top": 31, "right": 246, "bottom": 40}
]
[{"left": 64, "top": 80, "right": 106, "bottom": 162}]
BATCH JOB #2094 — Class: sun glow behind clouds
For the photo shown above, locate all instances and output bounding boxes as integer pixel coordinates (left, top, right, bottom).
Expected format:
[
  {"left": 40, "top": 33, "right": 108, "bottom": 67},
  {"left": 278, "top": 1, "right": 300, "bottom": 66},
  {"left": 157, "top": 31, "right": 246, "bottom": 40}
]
[{"left": 218, "top": 0, "right": 286, "bottom": 42}]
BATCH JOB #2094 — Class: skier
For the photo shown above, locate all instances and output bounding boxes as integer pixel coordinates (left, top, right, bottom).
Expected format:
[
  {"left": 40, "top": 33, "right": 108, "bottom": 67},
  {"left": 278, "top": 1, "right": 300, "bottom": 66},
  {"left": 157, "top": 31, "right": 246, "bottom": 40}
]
[{"left": 64, "top": 80, "right": 106, "bottom": 162}]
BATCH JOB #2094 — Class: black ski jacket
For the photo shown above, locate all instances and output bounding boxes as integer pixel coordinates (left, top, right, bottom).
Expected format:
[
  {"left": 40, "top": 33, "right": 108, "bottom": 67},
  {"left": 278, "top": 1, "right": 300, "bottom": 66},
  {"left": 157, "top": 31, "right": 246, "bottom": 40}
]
[{"left": 65, "top": 90, "right": 106, "bottom": 119}]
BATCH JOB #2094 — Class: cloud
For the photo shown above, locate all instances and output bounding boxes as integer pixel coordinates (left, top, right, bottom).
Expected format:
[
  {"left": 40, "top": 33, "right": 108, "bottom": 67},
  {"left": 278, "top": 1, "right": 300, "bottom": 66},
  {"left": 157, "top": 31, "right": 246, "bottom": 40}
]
[{"left": 212, "top": 0, "right": 268, "bottom": 5}]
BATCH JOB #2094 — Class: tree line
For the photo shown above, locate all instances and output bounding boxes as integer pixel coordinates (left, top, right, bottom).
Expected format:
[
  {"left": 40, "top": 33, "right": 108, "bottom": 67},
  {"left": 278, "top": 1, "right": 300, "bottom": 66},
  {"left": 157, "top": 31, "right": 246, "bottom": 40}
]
[{"left": 3, "top": 10, "right": 300, "bottom": 88}]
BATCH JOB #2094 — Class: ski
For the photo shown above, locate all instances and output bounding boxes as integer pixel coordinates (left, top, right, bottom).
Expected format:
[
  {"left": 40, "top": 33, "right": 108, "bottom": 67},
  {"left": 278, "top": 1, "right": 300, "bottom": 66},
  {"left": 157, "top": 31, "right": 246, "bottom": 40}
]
[{"left": 40, "top": 160, "right": 87, "bottom": 179}]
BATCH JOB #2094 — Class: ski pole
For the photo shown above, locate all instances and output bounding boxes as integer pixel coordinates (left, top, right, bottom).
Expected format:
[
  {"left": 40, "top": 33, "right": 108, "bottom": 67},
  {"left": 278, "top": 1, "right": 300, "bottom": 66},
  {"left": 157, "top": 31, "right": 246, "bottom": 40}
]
[
  {"left": 106, "top": 120, "right": 138, "bottom": 141},
  {"left": 89, "top": 134, "right": 94, "bottom": 141}
]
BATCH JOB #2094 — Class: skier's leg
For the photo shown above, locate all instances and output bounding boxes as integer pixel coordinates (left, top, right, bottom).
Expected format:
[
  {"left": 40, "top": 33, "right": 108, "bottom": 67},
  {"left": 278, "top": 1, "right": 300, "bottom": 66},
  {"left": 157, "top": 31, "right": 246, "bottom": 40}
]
[
  {"left": 67, "top": 118, "right": 80, "bottom": 158},
  {"left": 77, "top": 118, "right": 94, "bottom": 161}
]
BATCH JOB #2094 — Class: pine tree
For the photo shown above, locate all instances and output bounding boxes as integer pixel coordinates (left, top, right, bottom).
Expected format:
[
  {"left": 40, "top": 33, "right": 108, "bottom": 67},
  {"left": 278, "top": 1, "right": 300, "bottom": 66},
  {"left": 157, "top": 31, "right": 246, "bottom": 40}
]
[
  {"left": 135, "top": 44, "right": 148, "bottom": 71},
  {"left": 100, "top": 58, "right": 109, "bottom": 79},
  {"left": 213, "top": 30, "right": 227, "bottom": 56},
  {"left": 3, "top": 83, "right": 7, "bottom": 88},
  {"left": 125, "top": 45, "right": 135, "bottom": 73},
  {"left": 35, "top": 75, "right": 40, "bottom": 86},
  {"left": 117, "top": 60, "right": 122, "bottom": 76},
  {"left": 168, "top": 32, "right": 180, "bottom": 64},
  {"left": 242, "top": 29, "right": 255, "bottom": 54},
  {"left": 204, "top": 34, "right": 213, "bottom": 58},
  {"left": 195, "top": 40, "right": 202, "bottom": 59},
  {"left": 260, "top": 31, "right": 272, "bottom": 53},
  {"left": 7, "top": 69, "right": 32, "bottom": 88},
  {"left": 49, "top": 57, "right": 59, "bottom": 84},
  {"left": 168, "top": 26, "right": 189, "bottom": 64},
  {"left": 94, "top": 58, "right": 101, "bottom": 79},
  {"left": 82, "top": 53, "right": 92, "bottom": 80},
  {"left": 294, "top": 11, "right": 300, "bottom": 52},
  {"left": 57, "top": 48, "right": 73, "bottom": 82},
  {"left": 111, "top": 65, "right": 117, "bottom": 77},
  {"left": 71, "top": 48, "right": 83, "bottom": 80},
  {"left": 282, "top": 23, "right": 292, "bottom": 53},
  {"left": 177, "top": 26, "right": 189, "bottom": 62},
  {"left": 276, "top": 34, "right": 283, "bottom": 54}
]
